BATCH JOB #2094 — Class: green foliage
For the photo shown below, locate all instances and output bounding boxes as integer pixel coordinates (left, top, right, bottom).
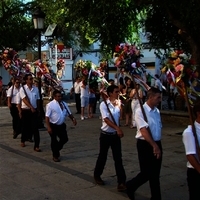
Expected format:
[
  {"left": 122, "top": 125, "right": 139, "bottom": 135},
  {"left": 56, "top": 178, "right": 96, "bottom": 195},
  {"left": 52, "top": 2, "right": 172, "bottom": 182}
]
[{"left": 0, "top": 0, "right": 36, "bottom": 50}]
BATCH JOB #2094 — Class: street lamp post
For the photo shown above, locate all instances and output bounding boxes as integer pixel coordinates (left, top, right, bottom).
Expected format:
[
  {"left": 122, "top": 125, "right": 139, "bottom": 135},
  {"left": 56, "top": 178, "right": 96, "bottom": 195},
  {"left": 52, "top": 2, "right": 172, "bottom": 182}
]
[{"left": 32, "top": 7, "right": 46, "bottom": 129}]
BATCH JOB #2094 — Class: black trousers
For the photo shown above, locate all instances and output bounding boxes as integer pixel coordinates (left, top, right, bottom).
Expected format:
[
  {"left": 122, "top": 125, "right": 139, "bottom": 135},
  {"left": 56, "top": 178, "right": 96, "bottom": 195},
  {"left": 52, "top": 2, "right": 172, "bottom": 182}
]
[
  {"left": 49, "top": 123, "right": 68, "bottom": 158},
  {"left": 128, "top": 139, "right": 162, "bottom": 200},
  {"left": 21, "top": 109, "right": 40, "bottom": 148},
  {"left": 75, "top": 93, "right": 81, "bottom": 113},
  {"left": 10, "top": 103, "right": 21, "bottom": 135},
  {"left": 187, "top": 168, "right": 200, "bottom": 200},
  {"left": 94, "top": 132, "right": 126, "bottom": 184}
]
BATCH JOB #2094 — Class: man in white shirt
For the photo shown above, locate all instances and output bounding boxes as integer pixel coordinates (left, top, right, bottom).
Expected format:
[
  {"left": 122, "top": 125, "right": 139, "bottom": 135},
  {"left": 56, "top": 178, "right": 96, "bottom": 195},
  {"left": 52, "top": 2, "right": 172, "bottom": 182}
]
[
  {"left": 19, "top": 74, "right": 41, "bottom": 151},
  {"left": 45, "top": 90, "right": 77, "bottom": 162},
  {"left": 126, "top": 87, "right": 162, "bottom": 200},
  {"left": 94, "top": 85, "right": 126, "bottom": 192},
  {"left": 182, "top": 103, "right": 200, "bottom": 200},
  {"left": 71, "top": 77, "right": 81, "bottom": 114},
  {"left": 7, "top": 77, "right": 21, "bottom": 139}
]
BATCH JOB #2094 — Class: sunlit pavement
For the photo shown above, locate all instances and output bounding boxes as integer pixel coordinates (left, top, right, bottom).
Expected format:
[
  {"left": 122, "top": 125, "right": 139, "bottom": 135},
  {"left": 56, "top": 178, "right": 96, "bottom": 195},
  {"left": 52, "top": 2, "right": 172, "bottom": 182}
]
[{"left": 0, "top": 104, "right": 189, "bottom": 200}]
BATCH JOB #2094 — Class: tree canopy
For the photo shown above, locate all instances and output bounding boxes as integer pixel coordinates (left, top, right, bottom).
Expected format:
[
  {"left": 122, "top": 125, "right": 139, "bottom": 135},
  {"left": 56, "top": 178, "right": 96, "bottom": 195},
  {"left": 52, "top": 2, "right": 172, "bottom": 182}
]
[{"left": 1, "top": 0, "right": 200, "bottom": 69}]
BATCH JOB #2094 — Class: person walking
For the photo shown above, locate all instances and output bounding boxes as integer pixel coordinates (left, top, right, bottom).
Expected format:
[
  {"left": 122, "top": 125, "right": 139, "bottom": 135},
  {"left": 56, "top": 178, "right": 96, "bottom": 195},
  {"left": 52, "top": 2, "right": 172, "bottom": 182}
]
[
  {"left": 71, "top": 77, "right": 81, "bottom": 114},
  {"left": 182, "top": 102, "right": 200, "bottom": 200},
  {"left": 45, "top": 90, "right": 77, "bottom": 162},
  {"left": 7, "top": 77, "right": 21, "bottom": 139},
  {"left": 88, "top": 85, "right": 96, "bottom": 118},
  {"left": 123, "top": 77, "right": 134, "bottom": 127},
  {"left": 80, "top": 78, "right": 89, "bottom": 120},
  {"left": 126, "top": 87, "right": 163, "bottom": 200},
  {"left": 19, "top": 74, "right": 41, "bottom": 151},
  {"left": 129, "top": 84, "right": 143, "bottom": 129},
  {"left": 93, "top": 84, "right": 126, "bottom": 192}
]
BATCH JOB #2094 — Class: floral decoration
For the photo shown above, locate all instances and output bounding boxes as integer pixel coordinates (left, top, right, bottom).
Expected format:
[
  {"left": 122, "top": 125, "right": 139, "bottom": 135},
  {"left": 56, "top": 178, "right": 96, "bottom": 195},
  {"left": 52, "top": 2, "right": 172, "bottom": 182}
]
[
  {"left": 0, "top": 47, "right": 64, "bottom": 92},
  {"left": 74, "top": 59, "right": 109, "bottom": 88},
  {"left": 113, "top": 43, "right": 143, "bottom": 73},
  {"left": 161, "top": 50, "right": 200, "bottom": 106}
]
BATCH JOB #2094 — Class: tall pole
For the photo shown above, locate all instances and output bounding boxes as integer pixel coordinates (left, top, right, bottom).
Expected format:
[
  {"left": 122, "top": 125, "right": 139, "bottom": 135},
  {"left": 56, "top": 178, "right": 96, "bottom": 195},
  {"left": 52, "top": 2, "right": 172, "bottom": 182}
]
[
  {"left": 38, "top": 31, "right": 41, "bottom": 59},
  {"left": 38, "top": 30, "right": 45, "bottom": 128}
]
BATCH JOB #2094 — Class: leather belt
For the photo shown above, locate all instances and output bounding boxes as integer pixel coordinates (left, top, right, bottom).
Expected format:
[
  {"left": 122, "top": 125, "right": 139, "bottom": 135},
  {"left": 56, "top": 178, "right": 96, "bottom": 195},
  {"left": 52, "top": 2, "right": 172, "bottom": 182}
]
[{"left": 101, "top": 130, "right": 116, "bottom": 135}]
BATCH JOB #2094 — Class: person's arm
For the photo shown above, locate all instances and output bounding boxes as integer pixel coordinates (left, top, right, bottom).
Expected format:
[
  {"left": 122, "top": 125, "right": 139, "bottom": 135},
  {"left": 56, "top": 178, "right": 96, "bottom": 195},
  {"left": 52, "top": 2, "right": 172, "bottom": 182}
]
[
  {"left": 7, "top": 87, "right": 12, "bottom": 108},
  {"left": 45, "top": 116, "right": 52, "bottom": 134},
  {"left": 21, "top": 97, "right": 36, "bottom": 112},
  {"left": 187, "top": 154, "right": 200, "bottom": 173},
  {"left": 140, "top": 127, "right": 161, "bottom": 159},
  {"left": 136, "top": 108, "right": 161, "bottom": 159},
  {"left": 129, "top": 89, "right": 136, "bottom": 99},
  {"left": 7, "top": 97, "right": 12, "bottom": 108},
  {"left": 104, "top": 117, "right": 124, "bottom": 138},
  {"left": 68, "top": 113, "right": 77, "bottom": 126},
  {"left": 64, "top": 102, "right": 77, "bottom": 126},
  {"left": 17, "top": 103, "right": 22, "bottom": 118}
]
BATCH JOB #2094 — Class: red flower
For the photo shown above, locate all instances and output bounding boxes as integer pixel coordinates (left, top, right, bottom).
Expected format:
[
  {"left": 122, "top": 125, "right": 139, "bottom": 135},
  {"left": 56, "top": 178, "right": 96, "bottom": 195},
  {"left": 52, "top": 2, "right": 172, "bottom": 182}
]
[{"left": 115, "top": 45, "right": 121, "bottom": 52}]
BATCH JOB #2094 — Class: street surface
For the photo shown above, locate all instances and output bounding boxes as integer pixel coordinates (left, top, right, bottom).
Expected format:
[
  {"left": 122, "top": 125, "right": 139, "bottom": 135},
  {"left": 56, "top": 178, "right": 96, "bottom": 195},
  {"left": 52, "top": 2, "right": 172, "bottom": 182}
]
[{"left": 0, "top": 104, "right": 189, "bottom": 200}]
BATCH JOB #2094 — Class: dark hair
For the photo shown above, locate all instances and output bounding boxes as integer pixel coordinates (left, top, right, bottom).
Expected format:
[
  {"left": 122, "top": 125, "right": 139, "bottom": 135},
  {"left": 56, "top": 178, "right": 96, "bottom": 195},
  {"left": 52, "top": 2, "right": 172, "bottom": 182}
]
[
  {"left": 147, "top": 87, "right": 162, "bottom": 99},
  {"left": 106, "top": 85, "right": 118, "bottom": 96},
  {"left": 24, "top": 74, "right": 32, "bottom": 81},
  {"left": 52, "top": 90, "right": 61, "bottom": 97},
  {"left": 0, "top": 76, "right": 2, "bottom": 79},
  {"left": 193, "top": 102, "right": 200, "bottom": 118},
  {"left": 108, "top": 79, "right": 114, "bottom": 82}
]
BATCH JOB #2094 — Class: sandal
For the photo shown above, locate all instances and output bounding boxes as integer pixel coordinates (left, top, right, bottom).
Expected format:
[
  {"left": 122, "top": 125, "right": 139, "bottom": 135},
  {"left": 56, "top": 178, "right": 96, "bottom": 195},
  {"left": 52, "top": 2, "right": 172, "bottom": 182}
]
[{"left": 123, "top": 124, "right": 128, "bottom": 127}]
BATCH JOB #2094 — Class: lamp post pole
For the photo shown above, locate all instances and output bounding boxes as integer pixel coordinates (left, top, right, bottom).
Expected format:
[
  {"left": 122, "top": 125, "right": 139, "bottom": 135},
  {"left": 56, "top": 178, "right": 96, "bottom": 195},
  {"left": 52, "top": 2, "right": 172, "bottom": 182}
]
[{"left": 32, "top": 7, "right": 46, "bottom": 129}]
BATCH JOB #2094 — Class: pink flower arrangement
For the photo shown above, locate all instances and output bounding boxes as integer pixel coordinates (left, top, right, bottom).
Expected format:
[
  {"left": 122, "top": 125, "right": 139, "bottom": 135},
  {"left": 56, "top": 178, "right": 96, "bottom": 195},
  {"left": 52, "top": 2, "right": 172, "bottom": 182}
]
[{"left": 113, "top": 43, "right": 143, "bottom": 72}]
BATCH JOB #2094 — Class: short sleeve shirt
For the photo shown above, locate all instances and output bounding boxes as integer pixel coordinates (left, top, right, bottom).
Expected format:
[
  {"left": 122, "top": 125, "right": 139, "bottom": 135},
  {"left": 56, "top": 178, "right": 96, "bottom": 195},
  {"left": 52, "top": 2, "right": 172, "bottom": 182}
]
[
  {"left": 100, "top": 99, "right": 120, "bottom": 132},
  {"left": 135, "top": 103, "right": 162, "bottom": 141},
  {"left": 182, "top": 121, "right": 200, "bottom": 168}
]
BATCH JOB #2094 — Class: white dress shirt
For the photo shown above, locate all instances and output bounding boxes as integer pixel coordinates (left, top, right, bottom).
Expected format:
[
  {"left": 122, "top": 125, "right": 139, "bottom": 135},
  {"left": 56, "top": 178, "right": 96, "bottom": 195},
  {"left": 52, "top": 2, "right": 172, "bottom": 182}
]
[
  {"left": 182, "top": 121, "right": 200, "bottom": 168},
  {"left": 135, "top": 103, "right": 162, "bottom": 141},
  {"left": 7, "top": 85, "right": 21, "bottom": 104},
  {"left": 45, "top": 99, "right": 71, "bottom": 125},
  {"left": 100, "top": 99, "right": 120, "bottom": 133},
  {"left": 19, "top": 85, "right": 40, "bottom": 109}
]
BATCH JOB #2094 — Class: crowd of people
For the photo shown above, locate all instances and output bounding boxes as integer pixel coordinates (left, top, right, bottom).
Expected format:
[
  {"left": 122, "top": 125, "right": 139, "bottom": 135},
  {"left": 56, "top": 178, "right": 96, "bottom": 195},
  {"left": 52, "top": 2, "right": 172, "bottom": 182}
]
[{"left": 1, "top": 70, "right": 199, "bottom": 200}]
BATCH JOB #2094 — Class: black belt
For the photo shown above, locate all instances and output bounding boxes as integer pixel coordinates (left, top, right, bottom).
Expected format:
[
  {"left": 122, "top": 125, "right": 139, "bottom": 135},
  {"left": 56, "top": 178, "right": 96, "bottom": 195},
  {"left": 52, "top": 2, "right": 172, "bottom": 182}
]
[{"left": 101, "top": 130, "right": 117, "bottom": 135}]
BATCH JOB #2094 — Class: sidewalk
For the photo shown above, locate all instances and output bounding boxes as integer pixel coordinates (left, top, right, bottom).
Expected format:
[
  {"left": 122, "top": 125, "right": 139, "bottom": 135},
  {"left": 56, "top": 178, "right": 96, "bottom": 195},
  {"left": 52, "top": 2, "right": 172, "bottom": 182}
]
[{"left": 0, "top": 104, "right": 189, "bottom": 200}]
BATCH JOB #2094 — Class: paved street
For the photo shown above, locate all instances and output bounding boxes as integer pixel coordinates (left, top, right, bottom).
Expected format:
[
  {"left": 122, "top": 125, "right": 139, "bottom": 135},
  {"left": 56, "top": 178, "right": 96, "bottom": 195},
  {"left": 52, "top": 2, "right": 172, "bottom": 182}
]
[{"left": 0, "top": 103, "right": 189, "bottom": 200}]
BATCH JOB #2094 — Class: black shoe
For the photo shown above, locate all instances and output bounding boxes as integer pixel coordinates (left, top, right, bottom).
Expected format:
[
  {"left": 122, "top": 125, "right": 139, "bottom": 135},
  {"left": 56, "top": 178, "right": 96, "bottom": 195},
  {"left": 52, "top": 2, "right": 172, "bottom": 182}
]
[
  {"left": 53, "top": 157, "right": 60, "bottom": 162},
  {"left": 13, "top": 133, "right": 19, "bottom": 139},
  {"left": 126, "top": 181, "right": 135, "bottom": 200},
  {"left": 117, "top": 183, "right": 127, "bottom": 192},
  {"left": 94, "top": 176, "right": 105, "bottom": 185}
]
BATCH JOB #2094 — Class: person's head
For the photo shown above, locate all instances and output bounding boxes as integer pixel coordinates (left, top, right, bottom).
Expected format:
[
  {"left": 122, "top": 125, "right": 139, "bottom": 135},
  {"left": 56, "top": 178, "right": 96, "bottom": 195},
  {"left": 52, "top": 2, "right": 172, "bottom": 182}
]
[
  {"left": 24, "top": 74, "right": 33, "bottom": 85},
  {"left": 193, "top": 102, "right": 200, "bottom": 118},
  {"left": 76, "top": 77, "right": 81, "bottom": 82},
  {"left": 0, "top": 76, "right": 2, "bottom": 80},
  {"left": 107, "top": 85, "right": 119, "bottom": 97},
  {"left": 146, "top": 87, "right": 162, "bottom": 108},
  {"left": 108, "top": 79, "right": 114, "bottom": 85},
  {"left": 13, "top": 77, "right": 20, "bottom": 87},
  {"left": 53, "top": 90, "right": 62, "bottom": 102}
]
